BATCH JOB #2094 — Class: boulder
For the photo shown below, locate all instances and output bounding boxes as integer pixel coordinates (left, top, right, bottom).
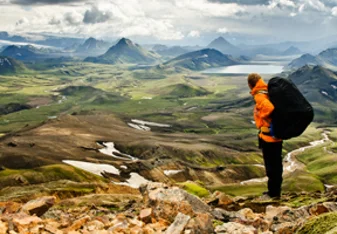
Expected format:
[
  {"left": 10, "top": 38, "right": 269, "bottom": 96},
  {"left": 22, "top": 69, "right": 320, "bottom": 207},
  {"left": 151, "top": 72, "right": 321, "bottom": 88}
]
[
  {"left": 21, "top": 196, "right": 56, "bottom": 217},
  {"left": 141, "top": 182, "right": 211, "bottom": 221}
]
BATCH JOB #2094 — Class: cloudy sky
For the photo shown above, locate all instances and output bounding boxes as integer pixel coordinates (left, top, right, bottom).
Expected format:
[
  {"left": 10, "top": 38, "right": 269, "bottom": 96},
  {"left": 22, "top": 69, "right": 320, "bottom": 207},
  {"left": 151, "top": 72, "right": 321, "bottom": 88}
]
[{"left": 0, "top": 0, "right": 337, "bottom": 45}]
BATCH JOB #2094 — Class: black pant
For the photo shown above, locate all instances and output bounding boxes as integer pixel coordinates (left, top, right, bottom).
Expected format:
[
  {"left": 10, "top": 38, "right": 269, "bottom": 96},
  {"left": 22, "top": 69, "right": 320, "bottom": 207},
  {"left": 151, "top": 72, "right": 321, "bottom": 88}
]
[{"left": 260, "top": 138, "right": 283, "bottom": 197}]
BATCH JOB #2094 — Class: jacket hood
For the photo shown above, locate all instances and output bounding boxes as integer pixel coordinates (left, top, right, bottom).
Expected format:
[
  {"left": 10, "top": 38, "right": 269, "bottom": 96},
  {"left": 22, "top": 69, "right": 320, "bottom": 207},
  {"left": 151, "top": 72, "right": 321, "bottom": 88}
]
[{"left": 250, "top": 79, "right": 268, "bottom": 96}]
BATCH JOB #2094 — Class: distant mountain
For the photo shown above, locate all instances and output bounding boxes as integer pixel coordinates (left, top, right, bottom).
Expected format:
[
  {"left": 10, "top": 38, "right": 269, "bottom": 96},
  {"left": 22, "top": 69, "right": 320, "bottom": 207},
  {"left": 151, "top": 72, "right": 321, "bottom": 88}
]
[
  {"left": 84, "top": 38, "right": 159, "bottom": 65},
  {"left": 288, "top": 65, "right": 337, "bottom": 121},
  {"left": 0, "top": 31, "right": 9, "bottom": 39},
  {"left": 207, "top": 37, "right": 240, "bottom": 56},
  {"left": 287, "top": 48, "right": 337, "bottom": 70},
  {"left": 318, "top": 48, "right": 337, "bottom": 66},
  {"left": 0, "top": 31, "right": 27, "bottom": 42},
  {"left": 0, "top": 45, "right": 41, "bottom": 61},
  {"left": 163, "top": 48, "right": 238, "bottom": 71},
  {"left": 289, "top": 65, "right": 337, "bottom": 102},
  {"left": 287, "top": 54, "right": 320, "bottom": 69},
  {"left": 283, "top": 46, "right": 302, "bottom": 56},
  {"left": 152, "top": 44, "right": 168, "bottom": 51},
  {"left": 153, "top": 45, "right": 189, "bottom": 58},
  {"left": 238, "top": 55, "right": 251, "bottom": 62},
  {"left": 0, "top": 56, "right": 27, "bottom": 74},
  {"left": 76, "top": 37, "right": 111, "bottom": 54}
]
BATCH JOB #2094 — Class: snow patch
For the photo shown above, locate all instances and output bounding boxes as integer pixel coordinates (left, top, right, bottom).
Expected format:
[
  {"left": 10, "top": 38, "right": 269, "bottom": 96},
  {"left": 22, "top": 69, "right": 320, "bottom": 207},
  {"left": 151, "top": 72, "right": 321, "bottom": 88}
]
[
  {"left": 128, "top": 119, "right": 171, "bottom": 131},
  {"left": 63, "top": 160, "right": 120, "bottom": 176},
  {"left": 321, "top": 91, "right": 329, "bottom": 96},
  {"left": 115, "top": 172, "right": 151, "bottom": 189},
  {"left": 127, "top": 123, "right": 151, "bottom": 131},
  {"left": 164, "top": 170, "right": 184, "bottom": 176},
  {"left": 131, "top": 119, "right": 171, "bottom": 128},
  {"left": 98, "top": 142, "right": 137, "bottom": 161}
]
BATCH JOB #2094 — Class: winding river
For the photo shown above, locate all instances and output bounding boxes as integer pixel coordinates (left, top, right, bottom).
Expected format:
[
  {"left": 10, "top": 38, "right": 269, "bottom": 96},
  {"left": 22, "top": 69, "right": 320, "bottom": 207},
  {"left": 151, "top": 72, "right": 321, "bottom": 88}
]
[{"left": 241, "top": 132, "right": 332, "bottom": 185}]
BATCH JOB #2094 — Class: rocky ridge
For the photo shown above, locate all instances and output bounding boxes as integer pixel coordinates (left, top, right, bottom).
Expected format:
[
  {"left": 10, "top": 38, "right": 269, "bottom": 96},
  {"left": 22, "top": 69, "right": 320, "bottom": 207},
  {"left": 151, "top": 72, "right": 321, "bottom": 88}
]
[{"left": 0, "top": 182, "right": 337, "bottom": 234}]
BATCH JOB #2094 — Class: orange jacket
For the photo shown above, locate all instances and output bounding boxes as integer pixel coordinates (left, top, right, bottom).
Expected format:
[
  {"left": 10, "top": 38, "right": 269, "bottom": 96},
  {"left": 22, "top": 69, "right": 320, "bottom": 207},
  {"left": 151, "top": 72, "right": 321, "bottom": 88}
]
[{"left": 250, "top": 79, "right": 282, "bottom": 142}]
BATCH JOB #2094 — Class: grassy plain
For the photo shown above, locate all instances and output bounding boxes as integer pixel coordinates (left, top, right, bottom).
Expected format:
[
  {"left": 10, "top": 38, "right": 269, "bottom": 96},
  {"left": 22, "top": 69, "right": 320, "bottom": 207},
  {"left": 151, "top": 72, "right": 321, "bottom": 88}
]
[{"left": 0, "top": 61, "right": 335, "bottom": 196}]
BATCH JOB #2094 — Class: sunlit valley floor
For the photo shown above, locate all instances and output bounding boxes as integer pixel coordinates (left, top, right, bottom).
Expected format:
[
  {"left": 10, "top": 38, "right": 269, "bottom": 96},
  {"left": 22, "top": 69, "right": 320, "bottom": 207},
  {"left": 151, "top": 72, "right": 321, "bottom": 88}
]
[{"left": 1, "top": 61, "right": 337, "bottom": 233}]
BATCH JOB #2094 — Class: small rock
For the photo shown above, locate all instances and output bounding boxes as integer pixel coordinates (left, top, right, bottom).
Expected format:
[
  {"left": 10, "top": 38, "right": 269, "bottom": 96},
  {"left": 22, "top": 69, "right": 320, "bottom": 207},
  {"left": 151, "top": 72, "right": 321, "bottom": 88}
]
[
  {"left": 139, "top": 208, "right": 153, "bottom": 224},
  {"left": 0, "top": 221, "right": 8, "bottom": 234},
  {"left": 265, "top": 206, "right": 290, "bottom": 222},
  {"left": 146, "top": 218, "right": 170, "bottom": 232},
  {"left": 309, "top": 203, "right": 329, "bottom": 216},
  {"left": 0, "top": 202, "right": 21, "bottom": 214},
  {"left": 66, "top": 216, "right": 90, "bottom": 231},
  {"left": 84, "top": 220, "right": 105, "bottom": 231},
  {"left": 215, "top": 222, "right": 255, "bottom": 234},
  {"left": 44, "top": 222, "right": 63, "bottom": 234},
  {"left": 270, "top": 222, "right": 295, "bottom": 234},
  {"left": 129, "top": 218, "right": 145, "bottom": 228},
  {"left": 185, "top": 213, "right": 214, "bottom": 233},
  {"left": 12, "top": 214, "right": 42, "bottom": 233},
  {"left": 21, "top": 196, "right": 56, "bottom": 217},
  {"left": 165, "top": 213, "right": 191, "bottom": 234}
]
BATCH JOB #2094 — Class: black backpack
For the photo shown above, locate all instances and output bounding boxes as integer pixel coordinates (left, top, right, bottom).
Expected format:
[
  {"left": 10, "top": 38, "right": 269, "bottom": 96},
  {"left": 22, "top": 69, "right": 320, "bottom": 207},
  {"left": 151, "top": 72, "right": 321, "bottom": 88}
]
[{"left": 268, "top": 77, "right": 314, "bottom": 140}]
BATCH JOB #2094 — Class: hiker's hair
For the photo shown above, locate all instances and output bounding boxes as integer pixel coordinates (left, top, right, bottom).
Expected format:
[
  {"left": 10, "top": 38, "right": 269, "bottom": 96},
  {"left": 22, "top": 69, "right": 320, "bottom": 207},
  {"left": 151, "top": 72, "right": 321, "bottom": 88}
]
[{"left": 248, "top": 73, "right": 262, "bottom": 88}]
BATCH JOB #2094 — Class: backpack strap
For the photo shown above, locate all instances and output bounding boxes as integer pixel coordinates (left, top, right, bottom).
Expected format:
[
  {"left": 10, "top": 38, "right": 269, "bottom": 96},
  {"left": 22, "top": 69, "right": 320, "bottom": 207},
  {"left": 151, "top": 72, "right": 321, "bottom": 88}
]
[{"left": 256, "top": 90, "right": 268, "bottom": 95}]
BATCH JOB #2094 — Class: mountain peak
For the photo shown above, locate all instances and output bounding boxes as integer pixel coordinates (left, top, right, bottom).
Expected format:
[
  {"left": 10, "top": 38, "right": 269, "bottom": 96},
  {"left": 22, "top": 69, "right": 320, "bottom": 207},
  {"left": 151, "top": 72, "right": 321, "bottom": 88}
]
[
  {"left": 211, "top": 36, "right": 231, "bottom": 45},
  {"left": 86, "top": 37, "right": 96, "bottom": 42},
  {"left": 117, "top": 38, "right": 133, "bottom": 47},
  {"left": 207, "top": 36, "right": 239, "bottom": 55}
]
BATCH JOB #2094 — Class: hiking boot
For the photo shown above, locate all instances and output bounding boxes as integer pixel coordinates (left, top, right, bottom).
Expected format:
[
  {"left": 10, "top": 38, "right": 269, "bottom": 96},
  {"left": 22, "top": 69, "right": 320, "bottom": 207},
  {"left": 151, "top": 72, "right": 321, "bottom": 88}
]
[{"left": 255, "top": 194, "right": 272, "bottom": 202}]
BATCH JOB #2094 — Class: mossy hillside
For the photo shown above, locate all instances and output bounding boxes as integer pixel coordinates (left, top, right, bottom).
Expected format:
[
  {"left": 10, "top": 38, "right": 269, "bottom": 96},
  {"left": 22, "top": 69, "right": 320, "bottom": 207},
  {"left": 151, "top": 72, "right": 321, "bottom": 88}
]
[
  {"left": 296, "top": 145, "right": 337, "bottom": 184},
  {"left": 178, "top": 181, "right": 210, "bottom": 198},
  {"left": 282, "top": 170, "right": 325, "bottom": 193},
  {"left": 283, "top": 125, "right": 323, "bottom": 153},
  {"left": 0, "top": 180, "right": 104, "bottom": 202},
  {"left": 0, "top": 164, "right": 105, "bottom": 188},
  {"left": 164, "top": 84, "right": 211, "bottom": 98},
  {"left": 297, "top": 211, "right": 337, "bottom": 234},
  {"left": 211, "top": 183, "right": 267, "bottom": 197}
]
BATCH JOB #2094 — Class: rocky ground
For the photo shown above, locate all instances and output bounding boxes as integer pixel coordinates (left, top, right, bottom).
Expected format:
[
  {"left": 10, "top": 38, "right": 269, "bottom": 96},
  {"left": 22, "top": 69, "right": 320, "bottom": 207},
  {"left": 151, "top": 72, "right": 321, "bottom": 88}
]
[{"left": 0, "top": 182, "right": 337, "bottom": 234}]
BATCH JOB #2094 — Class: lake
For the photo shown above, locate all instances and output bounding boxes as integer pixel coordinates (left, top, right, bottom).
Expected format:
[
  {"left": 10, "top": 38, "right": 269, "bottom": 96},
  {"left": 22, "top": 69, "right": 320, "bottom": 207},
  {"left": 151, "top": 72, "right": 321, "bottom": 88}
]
[{"left": 202, "top": 64, "right": 284, "bottom": 74}]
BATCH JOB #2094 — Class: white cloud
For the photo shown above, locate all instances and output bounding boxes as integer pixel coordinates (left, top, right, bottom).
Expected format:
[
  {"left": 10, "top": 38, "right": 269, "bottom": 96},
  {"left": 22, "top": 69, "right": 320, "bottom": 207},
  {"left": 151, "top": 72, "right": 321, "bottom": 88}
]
[
  {"left": 217, "top": 27, "right": 228, "bottom": 33},
  {"left": 119, "top": 18, "right": 184, "bottom": 40},
  {"left": 0, "top": 0, "right": 336, "bottom": 43},
  {"left": 332, "top": 6, "right": 337, "bottom": 15},
  {"left": 268, "top": 0, "right": 296, "bottom": 9},
  {"left": 188, "top": 30, "right": 200, "bottom": 38},
  {"left": 16, "top": 17, "right": 29, "bottom": 26},
  {"left": 174, "top": 0, "right": 245, "bottom": 17}
]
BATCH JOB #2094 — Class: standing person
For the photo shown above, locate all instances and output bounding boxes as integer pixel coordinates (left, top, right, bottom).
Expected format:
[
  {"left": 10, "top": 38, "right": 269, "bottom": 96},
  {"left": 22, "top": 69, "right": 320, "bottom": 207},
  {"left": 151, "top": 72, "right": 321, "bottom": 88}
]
[{"left": 248, "top": 73, "right": 283, "bottom": 199}]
